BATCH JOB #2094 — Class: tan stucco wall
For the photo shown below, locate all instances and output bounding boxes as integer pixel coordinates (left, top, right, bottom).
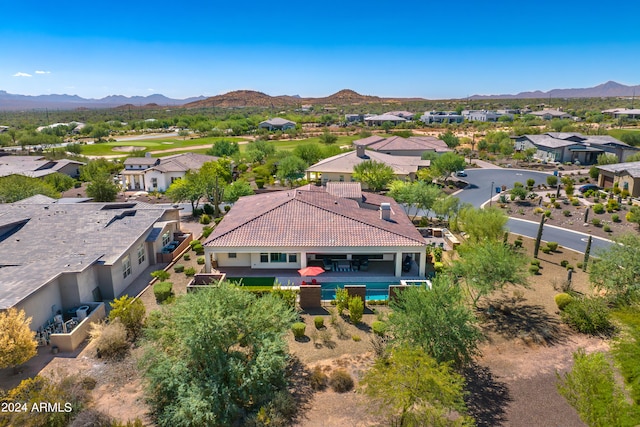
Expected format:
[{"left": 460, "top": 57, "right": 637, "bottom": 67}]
[
  {"left": 216, "top": 252, "right": 251, "bottom": 267},
  {"left": 50, "top": 303, "right": 106, "bottom": 352}
]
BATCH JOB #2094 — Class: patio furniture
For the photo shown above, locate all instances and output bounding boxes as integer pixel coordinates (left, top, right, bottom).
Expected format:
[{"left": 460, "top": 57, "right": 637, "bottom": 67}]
[
  {"left": 360, "top": 257, "right": 369, "bottom": 271},
  {"left": 402, "top": 255, "right": 412, "bottom": 272},
  {"left": 323, "top": 257, "right": 333, "bottom": 271}
]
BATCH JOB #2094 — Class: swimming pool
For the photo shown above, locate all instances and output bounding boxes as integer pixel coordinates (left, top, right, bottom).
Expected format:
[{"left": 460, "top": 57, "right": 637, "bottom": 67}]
[{"left": 319, "top": 282, "right": 429, "bottom": 301}]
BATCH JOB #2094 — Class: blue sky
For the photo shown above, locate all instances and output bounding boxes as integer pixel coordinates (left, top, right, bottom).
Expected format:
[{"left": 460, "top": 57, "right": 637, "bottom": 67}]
[{"left": 1, "top": 0, "right": 639, "bottom": 100}]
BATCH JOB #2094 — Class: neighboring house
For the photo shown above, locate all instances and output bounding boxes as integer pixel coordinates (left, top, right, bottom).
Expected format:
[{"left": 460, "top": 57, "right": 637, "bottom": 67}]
[
  {"left": 420, "top": 111, "right": 464, "bottom": 124},
  {"left": 597, "top": 161, "right": 640, "bottom": 196},
  {"left": 363, "top": 114, "right": 407, "bottom": 126},
  {"left": 512, "top": 132, "right": 638, "bottom": 164},
  {"left": 36, "top": 121, "right": 85, "bottom": 133},
  {"left": 121, "top": 152, "right": 218, "bottom": 192},
  {"left": 345, "top": 114, "right": 364, "bottom": 123},
  {"left": 0, "top": 125, "right": 9, "bottom": 133},
  {"left": 0, "top": 201, "right": 182, "bottom": 332},
  {"left": 528, "top": 109, "right": 571, "bottom": 120},
  {"left": 0, "top": 155, "right": 84, "bottom": 178},
  {"left": 462, "top": 110, "right": 513, "bottom": 122},
  {"left": 353, "top": 135, "right": 451, "bottom": 157},
  {"left": 602, "top": 108, "right": 640, "bottom": 119},
  {"left": 305, "top": 145, "right": 429, "bottom": 185},
  {"left": 258, "top": 118, "right": 296, "bottom": 131},
  {"left": 384, "top": 111, "right": 415, "bottom": 120},
  {"left": 202, "top": 183, "right": 428, "bottom": 278}
]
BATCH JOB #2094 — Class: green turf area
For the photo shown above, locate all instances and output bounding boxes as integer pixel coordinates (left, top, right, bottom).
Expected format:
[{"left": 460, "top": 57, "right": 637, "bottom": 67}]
[
  {"left": 226, "top": 277, "right": 275, "bottom": 287},
  {"left": 239, "top": 135, "right": 358, "bottom": 152},
  {"left": 609, "top": 129, "right": 640, "bottom": 139},
  {"left": 80, "top": 136, "right": 246, "bottom": 156}
]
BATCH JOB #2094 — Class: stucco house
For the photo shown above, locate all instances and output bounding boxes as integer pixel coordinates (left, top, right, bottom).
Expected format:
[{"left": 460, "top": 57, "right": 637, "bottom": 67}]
[
  {"left": 202, "top": 183, "right": 428, "bottom": 278},
  {"left": 0, "top": 155, "right": 85, "bottom": 179},
  {"left": 462, "top": 110, "right": 513, "bottom": 122},
  {"left": 512, "top": 132, "right": 638, "bottom": 164},
  {"left": 305, "top": 145, "right": 429, "bottom": 185},
  {"left": 420, "top": 111, "right": 464, "bottom": 124},
  {"left": 0, "top": 201, "right": 182, "bottom": 336},
  {"left": 258, "top": 118, "right": 296, "bottom": 131},
  {"left": 597, "top": 161, "right": 640, "bottom": 196},
  {"left": 353, "top": 135, "right": 451, "bottom": 157},
  {"left": 363, "top": 114, "right": 407, "bottom": 126},
  {"left": 602, "top": 108, "right": 640, "bottom": 120},
  {"left": 121, "top": 152, "right": 218, "bottom": 192},
  {"left": 529, "top": 109, "right": 571, "bottom": 120}
]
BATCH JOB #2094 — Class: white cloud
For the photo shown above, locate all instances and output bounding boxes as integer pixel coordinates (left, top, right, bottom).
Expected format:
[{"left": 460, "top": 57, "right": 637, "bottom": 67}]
[
  {"left": 12, "top": 72, "right": 32, "bottom": 77},
  {"left": 35, "top": 70, "right": 51, "bottom": 74},
  {"left": 147, "top": 88, "right": 154, "bottom": 92}
]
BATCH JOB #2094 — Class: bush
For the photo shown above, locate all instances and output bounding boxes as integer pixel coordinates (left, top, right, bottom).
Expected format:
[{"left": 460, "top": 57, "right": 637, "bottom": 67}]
[
  {"left": 348, "top": 297, "right": 364, "bottom": 324},
  {"left": 192, "top": 243, "right": 204, "bottom": 255},
  {"left": 197, "top": 256, "right": 205, "bottom": 265},
  {"left": 514, "top": 238, "right": 523, "bottom": 248},
  {"left": 199, "top": 214, "right": 211, "bottom": 224},
  {"left": 593, "top": 203, "right": 605, "bottom": 214},
  {"left": 555, "top": 293, "right": 574, "bottom": 310},
  {"left": 352, "top": 334, "right": 361, "bottom": 342},
  {"left": 571, "top": 198, "right": 580, "bottom": 206},
  {"left": 89, "top": 320, "right": 129, "bottom": 360},
  {"left": 108, "top": 295, "right": 145, "bottom": 340},
  {"left": 183, "top": 254, "right": 190, "bottom": 261},
  {"left": 534, "top": 207, "right": 544, "bottom": 215},
  {"left": 542, "top": 246, "right": 551, "bottom": 254},
  {"left": 154, "top": 281, "right": 173, "bottom": 303},
  {"left": 560, "top": 260, "right": 569, "bottom": 268},
  {"left": 292, "top": 322, "right": 306, "bottom": 339},
  {"left": 202, "top": 226, "right": 214, "bottom": 238},
  {"left": 529, "top": 264, "right": 540, "bottom": 275},
  {"left": 531, "top": 259, "right": 541, "bottom": 267},
  {"left": 335, "top": 288, "right": 349, "bottom": 315},
  {"left": 547, "top": 175, "right": 558, "bottom": 187},
  {"left": 314, "top": 316, "right": 324, "bottom": 329},
  {"left": 603, "top": 224, "right": 612, "bottom": 232},
  {"left": 566, "top": 264, "right": 574, "bottom": 271},
  {"left": 224, "top": 205, "right": 231, "bottom": 212},
  {"left": 577, "top": 262, "right": 584, "bottom": 270},
  {"left": 563, "top": 210, "right": 571, "bottom": 217},
  {"left": 544, "top": 209, "right": 552, "bottom": 217},
  {"left": 546, "top": 241, "right": 559, "bottom": 251},
  {"left": 329, "top": 370, "right": 354, "bottom": 393},
  {"left": 184, "top": 266, "right": 196, "bottom": 276},
  {"left": 151, "top": 269, "right": 170, "bottom": 281},
  {"left": 592, "top": 218, "right": 602, "bottom": 227},
  {"left": 612, "top": 214, "right": 620, "bottom": 222},
  {"left": 372, "top": 320, "right": 387, "bottom": 336},
  {"left": 189, "top": 239, "right": 201, "bottom": 248},
  {"left": 561, "top": 297, "right": 612, "bottom": 334},
  {"left": 203, "top": 204, "right": 214, "bottom": 215},
  {"left": 174, "top": 264, "right": 185, "bottom": 273},
  {"left": 309, "top": 366, "right": 328, "bottom": 390}
]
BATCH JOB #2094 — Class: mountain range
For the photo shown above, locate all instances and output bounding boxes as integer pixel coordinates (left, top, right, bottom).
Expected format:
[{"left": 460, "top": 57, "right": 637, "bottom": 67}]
[
  {"left": 1, "top": 81, "right": 638, "bottom": 111},
  {"left": 469, "top": 81, "right": 640, "bottom": 99}
]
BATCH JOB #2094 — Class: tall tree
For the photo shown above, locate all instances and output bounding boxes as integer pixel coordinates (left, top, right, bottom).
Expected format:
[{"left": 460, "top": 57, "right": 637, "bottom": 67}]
[
  {"left": 86, "top": 172, "right": 119, "bottom": 202},
  {"left": 457, "top": 206, "right": 508, "bottom": 242},
  {"left": 0, "top": 175, "right": 59, "bottom": 203},
  {"left": 453, "top": 240, "right": 529, "bottom": 307},
  {"left": 207, "top": 139, "right": 239, "bottom": 157},
  {"left": 165, "top": 172, "right": 203, "bottom": 211},
  {"left": 388, "top": 276, "right": 481, "bottom": 367},
  {"left": 590, "top": 233, "right": 640, "bottom": 303},
  {"left": 197, "top": 159, "right": 233, "bottom": 216},
  {"left": 359, "top": 346, "right": 474, "bottom": 426},
  {"left": 223, "top": 180, "right": 254, "bottom": 203},
  {"left": 141, "top": 283, "right": 297, "bottom": 426},
  {"left": 0, "top": 308, "right": 37, "bottom": 369},
  {"left": 293, "top": 143, "right": 324, "bottom": 165},
  {"left": 276, "top": 155, "right": 307, "bottom": 188},
  {"left": 352, "top": 160, "right": 395, "bottom": 192},
  {"left": 388, "top": 180, "right": 444, "bottom": 220},
  {"left": 431, "top": 152, "right": 466, "bottom": 184}
]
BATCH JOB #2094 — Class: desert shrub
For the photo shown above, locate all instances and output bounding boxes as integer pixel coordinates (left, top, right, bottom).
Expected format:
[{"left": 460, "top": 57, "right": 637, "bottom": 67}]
[
  {"left": 592, "top": 218, "right": 602, "bottom": 227},
  {"left": 514, "top": 238, "right": 523, "bottom": 248},
  {"left": 531, "top": 259, "right": 541, "bottom": 267},
  {"left": 174, "top": 264, "right": 185, "bottom": 273},
  {"left": 89, "top": 320, "right": 129, "bottom": 360},
  {"left": 202, "top": 226, "right": 214, "bottom": 238},
  {"left": 335, "top": 288, "right": 349, "bottom": 315},
  {"left": 314, "top": 316, "right": 324, "bottom": 329},
  {"left": 603, "top": 225, "right": 612, "bottom": 232},
  {"left": 189, "top": 239, "right": 201, "bottom": 248},
  {"left": 612, "top": 214, "right": 620, "bottom": 222},
  {"left": 352, "top": 334, "right": 361, "bottom": 342},
  {"left": 292, "top": 322, "right": 306, "bottom": 339},
  {"left": 153, "top": 281, "right": 173, "bottom": 303},
  {"left": 68, "top": 409, "right": 114, "bottom": 427},
  {"left": 183, "top": 253, "right": 190, "bottom": 261},
  {"left": 199, "top": 214, "right": 211, "bottom": 224},
  {"left": 577, "top": 262, "right": 584, "bottom": 270},
  {"left": 333, "top": 317, "right": 349, "bottom": 340},
  {"left": 593, "top": 203, "right": 605, "bottom": 214},
  {"left": 309, "top": 366, "right": 328, "bottom": 390},
  {"left": 571, "top": 198, "right": 580, "bottom": 206},
  {"left": 184, "top": 266, "right": 196, "bottom": 276},
  {"left": 319, "top": 329, "right": 333, "bottom": 347},
  {"left": 621, "top": 189, "right": 630, "bottom": 198},
  {"left": 348, "top": 297, "right": 364, "bottom": 324},
  {"left": 534, "top": 207, "right": 544, "bottom": 215},
  {"left": 555, "top": 293, "right": 574, "bottom": 310},
  {"left": 554, "top": 201, "right": 561, "bottom": 209},
  {"left": 372, "top": 320, "right": 387, "bottom": 336},
  {"left": 224, "top": 205, "right": 231, "bottom": 212},
  {"left": 434, "top": 261, "right": 444, "bottom": 272},
  {"left": 108, "top": 295, "right": 145, "bottom": 340},
  {"left": 329, "top": 370, "right": 354, "bottom": 393},
  {"left": 544, "top": 209, "right": 552, "bottom": 217},
  {"left": 203, "top": 204, "right": 214, "bottom": 215},
  {"left": 560, "top": 260, "right": 569, "bottom": 268},
  {"left": 151, "top": 269, "right": 170, "bottom": 282},
  {"left": 566, "top": 264, "right": 574, "bottom": 271},
  {"left": 192, "top": 207, "right": 203, "bottom": 217},
  {"left": 197, "top": 256, "right": 205, "bottom": 265},
  {"left": 546, "top": 241, "right": 559, "bottom": 252},
  {"left": 192, "top": 243, "right": 204, "bottom": 254},
  {"left": 529, "top": 264, "right": 540, "bottom": 275},
  {"left": 542, "top": 246, "right": 551, "bottom": 254},
  {"left": 561, "top": 297, "right": 612, "bottom": 335},
  {"left": 563, "top": 210, "right": 571, "bottom": 217}
]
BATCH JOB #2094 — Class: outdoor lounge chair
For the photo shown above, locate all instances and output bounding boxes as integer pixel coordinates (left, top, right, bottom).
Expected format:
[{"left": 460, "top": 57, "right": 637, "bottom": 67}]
[
  {"left": 359, "top": 257, "right": 369, "bottom": 271},
  {"left": 323, "top": 257, "right": 333, "bottom": 271}
]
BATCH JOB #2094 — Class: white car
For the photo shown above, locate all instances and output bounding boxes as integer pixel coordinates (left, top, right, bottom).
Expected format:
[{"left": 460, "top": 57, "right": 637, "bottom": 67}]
[{"left": 455, "top": 170, "right": 467, "bottom": 177}]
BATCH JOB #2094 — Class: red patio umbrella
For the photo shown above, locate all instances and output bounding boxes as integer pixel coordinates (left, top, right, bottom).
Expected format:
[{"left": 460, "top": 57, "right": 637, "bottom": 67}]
[{"left": 297, "top": 266, "right": 325, "bottom": 277}]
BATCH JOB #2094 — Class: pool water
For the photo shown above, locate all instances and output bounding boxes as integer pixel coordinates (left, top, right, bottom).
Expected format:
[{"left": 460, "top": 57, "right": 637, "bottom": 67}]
[{"left": 320, "top": 282, "right": 400, "bottom": 301}]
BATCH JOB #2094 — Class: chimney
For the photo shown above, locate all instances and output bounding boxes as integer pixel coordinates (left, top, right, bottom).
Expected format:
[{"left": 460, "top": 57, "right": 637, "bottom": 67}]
[
  {"left": 380, "top": 203, "right": 391, "bottom": 221},
  {"left": 356, "top": 144, "right": 366, "bottom": 158}
]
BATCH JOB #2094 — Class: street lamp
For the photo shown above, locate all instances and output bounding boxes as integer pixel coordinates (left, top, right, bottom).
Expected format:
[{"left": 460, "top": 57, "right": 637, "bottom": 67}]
[{"left": 489, "top": 181, "right": 494, "bottom": 207}]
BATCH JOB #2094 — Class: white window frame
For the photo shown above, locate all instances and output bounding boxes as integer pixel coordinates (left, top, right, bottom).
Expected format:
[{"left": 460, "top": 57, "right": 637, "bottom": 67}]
[
  {"left": 123, "top": 255, "right": 132, "bottom": 279},
  {"left": 137, "top": 244, "right": 145, "bottom": 265}
]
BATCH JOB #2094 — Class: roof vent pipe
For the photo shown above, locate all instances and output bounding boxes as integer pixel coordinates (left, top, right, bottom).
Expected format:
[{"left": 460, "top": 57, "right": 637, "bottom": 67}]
[{"left": 380, "top": 203, "right": 391, "bottom": 221}]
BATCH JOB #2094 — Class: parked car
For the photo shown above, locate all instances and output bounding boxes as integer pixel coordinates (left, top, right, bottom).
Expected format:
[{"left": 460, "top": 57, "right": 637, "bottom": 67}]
[
  {"left": 455, "top": 170, "right": 467, "bottom": 177},
  {"left": 578, "top": 184, "right": 600, "bottom": 193}
]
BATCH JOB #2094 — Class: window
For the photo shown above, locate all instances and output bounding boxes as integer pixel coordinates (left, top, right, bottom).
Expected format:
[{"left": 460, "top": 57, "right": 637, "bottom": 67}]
[
  {"left": 137, "top": 244, "right": 145, "bottom": 264},
  {"left": 270, "top": 253, "right": 287, "bottom": 263},
  {"left": 260, "top": 253, "right": 269, "bottom": 263},
  {"left": 288, "top": 254, "right": 297, "bottom": 263},
  {"left": 122, "top": 255, "right": 131, "bottom": 279},
  {"left": 171, "top": 176, "right": 179, "bottom": 183},
  {"left": 162, "top": 231, "right": 170, "bottom": 247},
  {"left": 229, "top": 253, "right": 237, "bottom": 258},
  {"left": 151, "top": 178, "right": 158, "bottom": 188},
  {"left": 339, "top": 175, "right": 344, "bottom": 182}
]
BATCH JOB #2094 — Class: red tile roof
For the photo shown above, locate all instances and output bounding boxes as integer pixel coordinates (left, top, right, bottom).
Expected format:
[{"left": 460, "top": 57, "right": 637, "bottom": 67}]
[{"left": 204, "top": 187, "right": 425, "bottom": 248}]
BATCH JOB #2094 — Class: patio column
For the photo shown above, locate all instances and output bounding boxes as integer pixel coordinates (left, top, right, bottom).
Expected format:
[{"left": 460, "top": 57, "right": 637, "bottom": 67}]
[
  {"left": 138, "top": 174, "right": 144, "bottom": 190},
  {"left": 300, "top": 252, "right": 307, "bottom": 268},
  {"left": 394, "top": 251, "right": 403, "bottom": 277},
  {"left": 204, "top": 251, "right": 212, "bottom": 272},
  {"left": 419, "top": 250, "right": 426, "bottom": 276}
]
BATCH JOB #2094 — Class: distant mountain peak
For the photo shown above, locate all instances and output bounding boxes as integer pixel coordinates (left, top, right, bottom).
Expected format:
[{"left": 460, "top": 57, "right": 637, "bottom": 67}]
[{"left": 469, "top": 81, "right": 640, "bottom": 100}]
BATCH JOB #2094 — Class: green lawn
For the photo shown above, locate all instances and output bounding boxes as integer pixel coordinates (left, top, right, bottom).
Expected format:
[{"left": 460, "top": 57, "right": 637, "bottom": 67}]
[
  {"left": 80, "top": 136, "right": 246, "bottom": 156},
  {"left": 239, "top": 135, "right": 359, "bottom": 152},
  {"left": 226, "top": 277, "right": 276, "bottom": 287},
  {"left": 609, "top": 129, "right": 640, "bottom": 139}
]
